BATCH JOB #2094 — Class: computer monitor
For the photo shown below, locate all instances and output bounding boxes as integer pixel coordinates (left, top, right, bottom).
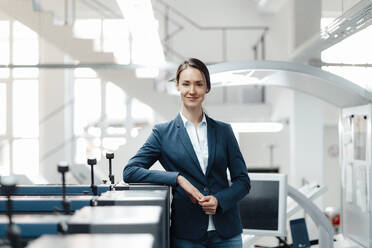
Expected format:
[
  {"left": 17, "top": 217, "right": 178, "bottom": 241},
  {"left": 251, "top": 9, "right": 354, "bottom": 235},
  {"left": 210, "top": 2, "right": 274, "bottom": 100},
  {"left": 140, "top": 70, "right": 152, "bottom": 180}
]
[{"left": 239, "top": 173, "right": 287, "bottom": 236}]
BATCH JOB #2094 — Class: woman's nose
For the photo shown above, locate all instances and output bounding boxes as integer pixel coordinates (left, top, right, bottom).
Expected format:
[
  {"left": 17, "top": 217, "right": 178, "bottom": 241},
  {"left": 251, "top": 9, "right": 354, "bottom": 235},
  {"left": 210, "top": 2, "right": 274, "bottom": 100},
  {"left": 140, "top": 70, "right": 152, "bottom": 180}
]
[{"left": 190, "top": 85, "right": 196, "bottom": 93}]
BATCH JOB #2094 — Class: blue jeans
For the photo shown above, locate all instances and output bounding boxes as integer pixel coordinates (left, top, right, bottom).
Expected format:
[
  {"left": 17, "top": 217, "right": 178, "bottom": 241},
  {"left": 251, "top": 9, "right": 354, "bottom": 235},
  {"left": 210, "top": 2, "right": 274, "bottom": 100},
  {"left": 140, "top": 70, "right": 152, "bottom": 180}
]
[{"left": 172, "top": 231, "right": 242, "bottom": 248}]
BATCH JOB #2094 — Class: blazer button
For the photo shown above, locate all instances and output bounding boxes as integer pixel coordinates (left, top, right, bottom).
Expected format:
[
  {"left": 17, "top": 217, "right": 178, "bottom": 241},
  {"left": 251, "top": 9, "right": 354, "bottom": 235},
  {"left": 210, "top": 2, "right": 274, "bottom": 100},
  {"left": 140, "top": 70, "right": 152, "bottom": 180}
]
[{"left": 204, "top": 187, "right": 209, "bottom": 193}]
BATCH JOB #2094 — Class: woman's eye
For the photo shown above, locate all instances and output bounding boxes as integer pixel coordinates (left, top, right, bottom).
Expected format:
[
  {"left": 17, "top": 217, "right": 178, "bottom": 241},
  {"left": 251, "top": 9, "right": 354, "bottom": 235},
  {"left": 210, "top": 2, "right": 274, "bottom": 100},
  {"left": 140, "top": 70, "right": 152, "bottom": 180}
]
[{"left": 182, "top": 83, "right": 189, "bottom": 86}]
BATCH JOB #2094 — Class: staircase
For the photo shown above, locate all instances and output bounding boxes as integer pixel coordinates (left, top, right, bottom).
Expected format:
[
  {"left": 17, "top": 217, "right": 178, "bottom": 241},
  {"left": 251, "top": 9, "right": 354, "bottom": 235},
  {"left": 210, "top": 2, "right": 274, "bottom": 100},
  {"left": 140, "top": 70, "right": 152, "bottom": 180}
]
[
  {"left": 0, "top": 0, "right": 179, "bottom": 120},
  {"left": 0, "top": 0, "right": 273, "bottom": 183}
]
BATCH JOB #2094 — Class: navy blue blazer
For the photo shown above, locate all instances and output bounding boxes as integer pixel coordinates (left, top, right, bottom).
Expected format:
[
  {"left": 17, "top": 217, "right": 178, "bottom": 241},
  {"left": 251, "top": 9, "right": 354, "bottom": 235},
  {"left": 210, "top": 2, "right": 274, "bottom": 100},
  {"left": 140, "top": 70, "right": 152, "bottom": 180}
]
[{"left": 123, "top": 114, "right": 250, "bottom": 240}]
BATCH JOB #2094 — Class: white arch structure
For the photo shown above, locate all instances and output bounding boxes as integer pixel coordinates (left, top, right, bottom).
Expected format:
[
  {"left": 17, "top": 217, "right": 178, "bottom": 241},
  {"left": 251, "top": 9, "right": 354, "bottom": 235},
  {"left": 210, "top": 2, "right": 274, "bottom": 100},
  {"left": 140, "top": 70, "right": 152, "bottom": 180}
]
[
  {"left": 207, "top": 61, "right": 372, "bottom": 248},
  {"left": 208, "top": 60, "right": 372, "bottom": 107}
]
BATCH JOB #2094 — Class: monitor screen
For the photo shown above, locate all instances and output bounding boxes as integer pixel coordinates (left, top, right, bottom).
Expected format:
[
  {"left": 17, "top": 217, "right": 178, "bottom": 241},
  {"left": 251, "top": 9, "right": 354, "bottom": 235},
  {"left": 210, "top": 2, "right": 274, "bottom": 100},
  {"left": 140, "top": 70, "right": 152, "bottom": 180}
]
[{"left": 239, "top": 173, "right": 287, "bottom": 236}]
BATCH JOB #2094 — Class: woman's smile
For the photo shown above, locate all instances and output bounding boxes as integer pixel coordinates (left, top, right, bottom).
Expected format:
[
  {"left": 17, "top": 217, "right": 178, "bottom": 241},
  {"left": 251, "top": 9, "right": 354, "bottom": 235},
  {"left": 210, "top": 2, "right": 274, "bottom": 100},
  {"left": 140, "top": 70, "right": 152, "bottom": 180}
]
[{"left": 186, "top": 96, "right": 199, "bottom": 101}]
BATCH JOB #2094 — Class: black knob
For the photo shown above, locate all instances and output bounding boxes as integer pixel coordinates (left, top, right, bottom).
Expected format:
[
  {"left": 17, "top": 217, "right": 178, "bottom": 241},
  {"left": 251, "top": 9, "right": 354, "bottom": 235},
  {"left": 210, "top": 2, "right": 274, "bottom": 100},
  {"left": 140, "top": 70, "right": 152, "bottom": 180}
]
[
  {"left": 0, "top": 176, "right": 17, "bottom": 196},
  {"left": 87, "top": 157, "right": 97, "bottom": 196},
  {"left": 57, "top": 162, "right": 70, "bottom": 214},
  {"left": 87, "top": 158, "right": 97, "bottom": 165},
  {"left": 106, "top": 152, "right": 114, "bottom": 159},
  {"left": 106, "top": 152, "right": 115, "bottom": 185},
  {"left": 1, "top": 176, "right": 20, "bottom": 248},
  {"left": 57, "top": 161, "right": 69, "bottom": 173}
]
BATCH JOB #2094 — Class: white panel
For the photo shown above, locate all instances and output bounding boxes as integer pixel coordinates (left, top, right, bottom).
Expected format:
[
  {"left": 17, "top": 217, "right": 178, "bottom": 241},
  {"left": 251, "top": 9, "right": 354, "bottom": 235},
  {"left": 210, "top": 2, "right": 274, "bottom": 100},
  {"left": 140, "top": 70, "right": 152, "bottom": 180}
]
[
  {"left": 0, "top": 141, "right": 9, "bottom": 175},
  {"left": 106, "top": 82, "right": 126, "bottom": 120},
  {"left": 74, "top": 79, "right": 101, "bottom": 135},
  {"left": 340, "top": 104, "right": 372, "bottom": 247},
  {"left": 0, "top": 83, "right": 5, "bottom": 135},
  {"left": 13, "top": 80, "right": 39, "bottom": 138},
  {"left": 12, "top": 139, "right": 39, "bottom": 175}
]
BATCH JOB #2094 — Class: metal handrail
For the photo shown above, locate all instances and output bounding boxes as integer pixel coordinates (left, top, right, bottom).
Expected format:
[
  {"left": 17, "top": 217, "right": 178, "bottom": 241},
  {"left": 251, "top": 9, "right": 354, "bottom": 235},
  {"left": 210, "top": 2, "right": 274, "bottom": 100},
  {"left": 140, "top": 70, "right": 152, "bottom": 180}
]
[
  {"left": 33, "top": 0, "right": 121, "bottom": 25},
  {"left": 155, "top": 0, "right": 269, "bottom": 61},
  {"left": 157, "top": 0, "right": 268, "bottom": 31}
]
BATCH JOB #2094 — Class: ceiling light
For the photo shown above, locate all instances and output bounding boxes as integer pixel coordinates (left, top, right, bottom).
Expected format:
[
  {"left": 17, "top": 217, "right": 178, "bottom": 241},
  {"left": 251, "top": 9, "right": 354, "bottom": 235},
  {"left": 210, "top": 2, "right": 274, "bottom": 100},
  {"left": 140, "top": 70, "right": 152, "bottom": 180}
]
[
  {"left": 210, "top": 70, "right": 261, "bottom": 87},
  {"left": 116, "top": 0, "right": 164, "bottom": 67},
  {"left": 321, "top": 0, "right": 372, "bottom": 41},
  {"left": 230, "top": 122, "right": 284, "bottom": 133}
]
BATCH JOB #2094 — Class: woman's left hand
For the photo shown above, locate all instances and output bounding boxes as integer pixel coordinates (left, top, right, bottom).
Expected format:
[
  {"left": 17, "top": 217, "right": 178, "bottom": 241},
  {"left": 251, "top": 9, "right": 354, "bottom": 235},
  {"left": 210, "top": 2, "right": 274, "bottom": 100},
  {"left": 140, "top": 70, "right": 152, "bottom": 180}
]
[{"left": 199, "top": 195, "right": 219, "bottom": 215}]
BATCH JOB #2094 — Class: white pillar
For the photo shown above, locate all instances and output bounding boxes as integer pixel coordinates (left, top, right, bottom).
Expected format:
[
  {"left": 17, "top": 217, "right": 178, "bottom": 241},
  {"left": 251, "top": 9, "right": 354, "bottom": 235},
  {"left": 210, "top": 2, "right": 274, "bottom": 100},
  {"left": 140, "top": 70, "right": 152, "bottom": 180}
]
[
  {"left": 290, "top": 91, "right": 324, "bottom": 240},
  {"left": 290, "top": 92, "right": 324, "bottom": 189},
  {"left": 39, "top": 38, "right": 73, "bottom": 183}
]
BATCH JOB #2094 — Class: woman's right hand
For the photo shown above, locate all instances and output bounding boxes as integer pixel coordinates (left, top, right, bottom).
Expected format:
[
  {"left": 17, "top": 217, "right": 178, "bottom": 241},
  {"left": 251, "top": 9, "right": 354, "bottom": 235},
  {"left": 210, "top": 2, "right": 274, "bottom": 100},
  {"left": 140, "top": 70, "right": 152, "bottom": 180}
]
[{"left": 177, "top": 175, "right": 204, "bottom": 204}]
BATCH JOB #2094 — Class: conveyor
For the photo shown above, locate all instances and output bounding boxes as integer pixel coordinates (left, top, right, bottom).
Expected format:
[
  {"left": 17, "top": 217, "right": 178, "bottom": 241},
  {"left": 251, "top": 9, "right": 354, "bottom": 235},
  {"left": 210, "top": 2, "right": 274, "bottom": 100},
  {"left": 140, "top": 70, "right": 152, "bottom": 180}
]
[
  {"left": 0, "top": 195, "right": 95, "bottom": 212},
  {"left": 97, "top": 189, "right": 169, "bottom": 247},
  {"left": 0, "top": 214, "right": 69, "bottom": 238},
  {"left": 26, "top": 234, "right": 154, "bottom": 248},
  {"left": 0, "top": 185, "right": 111, "bottom": 196},
  {"left": 0, "top": 155, "right": 171, "bottom": 248},
  {"left": 67, "top": 206, "right": 163, "bottom": 248}
]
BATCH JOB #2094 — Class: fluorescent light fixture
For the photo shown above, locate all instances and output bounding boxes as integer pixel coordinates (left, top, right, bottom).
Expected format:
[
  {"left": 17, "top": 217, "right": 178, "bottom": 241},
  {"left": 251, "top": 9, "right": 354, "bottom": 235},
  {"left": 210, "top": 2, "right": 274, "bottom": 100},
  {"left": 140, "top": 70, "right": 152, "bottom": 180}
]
[
  {"left": 230, "top": 122, "right": 284, "bottom": 133},
  {"left": 210, "top": 70, "right": 261, "bottom": 87},
  {"left": 321, "top": 0, "right": 372, "bottom": 41},
  {"left": 116, "top": 0, "right": 165, "bottom": 67}
]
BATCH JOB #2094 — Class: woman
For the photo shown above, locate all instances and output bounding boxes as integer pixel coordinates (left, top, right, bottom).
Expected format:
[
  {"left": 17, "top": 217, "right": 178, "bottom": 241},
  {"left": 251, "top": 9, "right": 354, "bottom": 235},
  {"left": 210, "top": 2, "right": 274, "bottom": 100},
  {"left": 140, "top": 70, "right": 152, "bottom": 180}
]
[{"left": 123, "top": 58, "right": 250, "bottom": 248}]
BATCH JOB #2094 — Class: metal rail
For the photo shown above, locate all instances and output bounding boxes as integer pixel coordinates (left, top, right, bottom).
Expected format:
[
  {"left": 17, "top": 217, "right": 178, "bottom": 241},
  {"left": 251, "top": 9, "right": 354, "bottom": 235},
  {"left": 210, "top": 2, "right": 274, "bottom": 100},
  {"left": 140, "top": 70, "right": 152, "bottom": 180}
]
[{"left": 156, "top": 0, "right": 269, "bottom": 62}]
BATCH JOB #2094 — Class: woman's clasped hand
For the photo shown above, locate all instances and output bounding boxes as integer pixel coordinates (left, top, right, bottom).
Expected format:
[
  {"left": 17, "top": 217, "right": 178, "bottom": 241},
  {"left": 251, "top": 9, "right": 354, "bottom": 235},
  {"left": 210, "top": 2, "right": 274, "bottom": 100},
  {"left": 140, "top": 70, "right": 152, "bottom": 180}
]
[{"left": 177, "top": 175, "right": 219, "bottom": 215}]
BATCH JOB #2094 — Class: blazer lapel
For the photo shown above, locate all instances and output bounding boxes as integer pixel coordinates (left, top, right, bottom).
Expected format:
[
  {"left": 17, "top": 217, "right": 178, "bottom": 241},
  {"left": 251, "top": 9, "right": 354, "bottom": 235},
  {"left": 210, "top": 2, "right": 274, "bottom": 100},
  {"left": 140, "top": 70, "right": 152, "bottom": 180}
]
[
  {"left": 206, "top": 115, "right": 216, "bottom": 177},
  {"left": 175, "top": 114, "right": 205, "bottom": 176}
]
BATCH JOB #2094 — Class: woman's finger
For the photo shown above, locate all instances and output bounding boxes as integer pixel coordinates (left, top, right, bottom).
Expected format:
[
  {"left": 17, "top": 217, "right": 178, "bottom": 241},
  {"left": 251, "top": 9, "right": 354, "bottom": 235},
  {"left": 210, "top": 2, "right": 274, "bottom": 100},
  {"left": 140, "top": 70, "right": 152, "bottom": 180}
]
[
  {"left": 200, "top": 201, "right": 215, "bottom": 207},
  {"left": 204, "top": 211, "right": 216, "bottom": 215},
  {"left": 202, "top": 207, "right": 216, "bottom": 211}
]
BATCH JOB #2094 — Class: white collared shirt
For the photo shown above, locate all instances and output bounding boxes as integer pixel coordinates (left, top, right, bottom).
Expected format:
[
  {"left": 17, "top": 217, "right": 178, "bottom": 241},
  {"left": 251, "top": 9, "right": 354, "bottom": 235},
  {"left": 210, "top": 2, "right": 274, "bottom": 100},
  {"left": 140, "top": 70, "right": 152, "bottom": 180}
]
[{"left": 180, "top": 112, "right": 215, "bottom": 231}]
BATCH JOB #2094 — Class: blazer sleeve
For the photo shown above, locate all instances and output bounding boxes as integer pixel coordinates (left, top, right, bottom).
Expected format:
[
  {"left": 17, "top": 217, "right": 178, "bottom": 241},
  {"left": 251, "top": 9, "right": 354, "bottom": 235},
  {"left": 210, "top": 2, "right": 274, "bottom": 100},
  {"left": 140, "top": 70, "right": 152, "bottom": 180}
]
[
  {"left": 122, "top": 125, "right": 179, "bottom": 186},
  {"left": 214, "top": 124, "right": 251, "bottom": 213}
]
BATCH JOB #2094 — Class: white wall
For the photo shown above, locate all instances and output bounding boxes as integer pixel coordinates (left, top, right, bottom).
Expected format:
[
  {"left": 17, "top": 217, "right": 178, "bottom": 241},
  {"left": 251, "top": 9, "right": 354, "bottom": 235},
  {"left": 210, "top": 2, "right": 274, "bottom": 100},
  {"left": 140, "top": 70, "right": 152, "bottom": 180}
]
[
  {"left": 293, "top": 0, "right": 321, "bottom": 49},
  {"left": 323, "top": 125, "right": 341, "bottom": 210},
  {"left": 239, "top": 125, "right": 290, "bottom": 175},
  {"left": 290, "top": 91, "right": 324, "bottom": 188}
]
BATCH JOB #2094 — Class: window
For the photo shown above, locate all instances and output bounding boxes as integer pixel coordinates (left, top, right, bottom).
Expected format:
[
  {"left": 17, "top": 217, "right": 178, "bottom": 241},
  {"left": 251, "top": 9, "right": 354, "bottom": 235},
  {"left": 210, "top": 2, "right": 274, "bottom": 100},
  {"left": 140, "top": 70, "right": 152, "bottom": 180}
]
[
  {"left": 0, "top": 141, "right": 9, "bottom": 175},
  {"left": 0, "top": 83, "right": 6, "bottom": 136},
  {"left": 13, "top": 21, "right": 39, "bottom": 65},
  {"left": 13, "top": 80, "right": 39, "bottom": 138},
  {"left": 72, "top": 19, "right": 155, "bottom": 164},
  {"left": 13, "top": 139, "right": 38, "bottom": 175},
  {"left": 74, "top": 78, "right": 101, "bottom": 135},
  {"left": 73, "top": 71, "right": 130, "bottom": 163},
  {"left": 102, "top": 19, "right": 130, "bottom": 64},
  {"left": 72, "top": 72, "right": 154, "bottom": 163},
  {"left": 74, "top": 19, "right": 131, "bottom": 64},
  {"left": 106, "top": 82, "right": 127, "bottom": 120},
  {"left": 322, "top": 20, "right": 372, "bottom": 91},
  {"left": 0, "top": 21, "right": 39, "bottom": 176}
]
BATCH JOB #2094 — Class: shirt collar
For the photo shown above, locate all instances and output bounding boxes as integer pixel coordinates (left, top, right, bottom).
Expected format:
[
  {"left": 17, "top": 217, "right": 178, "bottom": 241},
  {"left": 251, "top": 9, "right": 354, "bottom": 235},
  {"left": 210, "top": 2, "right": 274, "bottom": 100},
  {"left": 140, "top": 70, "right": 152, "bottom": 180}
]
[{"left": 180, "top": 112, "right": 207, "bottom": 127}]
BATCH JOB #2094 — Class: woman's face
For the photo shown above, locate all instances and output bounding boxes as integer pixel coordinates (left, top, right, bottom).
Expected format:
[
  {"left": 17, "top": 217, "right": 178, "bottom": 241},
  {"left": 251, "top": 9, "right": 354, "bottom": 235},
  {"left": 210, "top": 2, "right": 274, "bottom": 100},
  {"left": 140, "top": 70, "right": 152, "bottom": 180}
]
[{"left": 177, "top": 67, "right": 208, "bottom": 109}]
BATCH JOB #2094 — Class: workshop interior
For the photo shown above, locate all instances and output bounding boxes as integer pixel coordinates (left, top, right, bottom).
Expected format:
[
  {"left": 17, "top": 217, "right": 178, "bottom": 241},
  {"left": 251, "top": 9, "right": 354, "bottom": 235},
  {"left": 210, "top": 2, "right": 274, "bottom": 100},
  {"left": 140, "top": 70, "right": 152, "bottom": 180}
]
[{"left": 0, "top": 0, "right": 372, "bottom": 247}]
